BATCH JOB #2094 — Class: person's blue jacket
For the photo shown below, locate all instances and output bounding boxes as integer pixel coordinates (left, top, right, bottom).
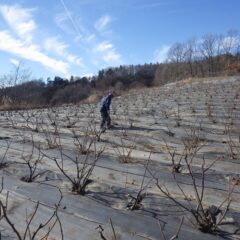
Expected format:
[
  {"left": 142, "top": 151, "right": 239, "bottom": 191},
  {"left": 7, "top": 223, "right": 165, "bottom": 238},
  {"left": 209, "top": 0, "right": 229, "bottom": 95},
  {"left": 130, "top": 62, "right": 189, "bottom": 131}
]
[{"left": 100, "top": 93, "right": 113, "bottom": 111}]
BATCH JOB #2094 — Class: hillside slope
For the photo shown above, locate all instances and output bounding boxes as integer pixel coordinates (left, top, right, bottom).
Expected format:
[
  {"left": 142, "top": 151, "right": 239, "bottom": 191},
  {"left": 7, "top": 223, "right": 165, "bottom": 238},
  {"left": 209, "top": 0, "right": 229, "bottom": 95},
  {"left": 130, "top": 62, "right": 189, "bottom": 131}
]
[{"left": 0, "top": 76, "right": 239, "bottom": 239}]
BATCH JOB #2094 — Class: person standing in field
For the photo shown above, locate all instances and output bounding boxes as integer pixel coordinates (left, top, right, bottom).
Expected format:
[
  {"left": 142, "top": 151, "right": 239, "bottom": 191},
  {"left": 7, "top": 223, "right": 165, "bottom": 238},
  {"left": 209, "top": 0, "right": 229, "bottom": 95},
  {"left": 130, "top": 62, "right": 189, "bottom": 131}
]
[{"left": 100, "top": 92, "right": 113, "bottom": 130}]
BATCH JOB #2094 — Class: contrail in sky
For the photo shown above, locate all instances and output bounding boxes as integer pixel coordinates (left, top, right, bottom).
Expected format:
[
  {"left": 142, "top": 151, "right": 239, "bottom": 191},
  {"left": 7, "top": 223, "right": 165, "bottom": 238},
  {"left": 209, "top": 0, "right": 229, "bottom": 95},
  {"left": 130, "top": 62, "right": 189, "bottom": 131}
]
[{"left": 60, "top": 0, "right": 82, "bottom": 37}]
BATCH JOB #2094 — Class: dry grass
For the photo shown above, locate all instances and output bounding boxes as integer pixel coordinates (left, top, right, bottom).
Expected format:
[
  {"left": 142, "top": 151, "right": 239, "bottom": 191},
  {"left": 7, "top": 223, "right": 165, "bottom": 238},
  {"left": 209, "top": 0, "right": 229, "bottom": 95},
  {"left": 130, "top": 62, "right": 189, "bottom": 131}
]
[
  {"left": 83, "top": 93, "right": 102, "bottom": 104},
  {"left": 0, "top": 96, "right": 13, "bottom": 110},
  {"left": 176, "top": 77, "right": 193, "bottom": 87},
  {"left": 0, "top": 97, "right": 37, "bottom": 111}
]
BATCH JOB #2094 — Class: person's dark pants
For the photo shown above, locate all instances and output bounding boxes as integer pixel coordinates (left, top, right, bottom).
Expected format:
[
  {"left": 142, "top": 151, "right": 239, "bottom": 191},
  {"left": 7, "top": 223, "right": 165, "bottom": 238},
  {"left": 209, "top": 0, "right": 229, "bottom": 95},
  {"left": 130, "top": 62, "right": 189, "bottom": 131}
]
[{"left": 100, "top": 107, "right": 111, "bottom": 128}]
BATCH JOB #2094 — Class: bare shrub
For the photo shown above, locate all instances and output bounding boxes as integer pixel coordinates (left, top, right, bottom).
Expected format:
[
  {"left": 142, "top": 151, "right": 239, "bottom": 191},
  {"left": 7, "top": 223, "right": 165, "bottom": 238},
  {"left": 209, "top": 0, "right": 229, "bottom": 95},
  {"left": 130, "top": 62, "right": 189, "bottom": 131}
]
[
  {"left": 96, "top": 217, "right": 184, "bottom": 240},
  {"left": 163, "top": 140, "right": 183, "bottom": 174},
  {"left": 0, "top": 179, "right": 63, "bottom": 240},
  {"left": 0, "top": 140, "right": 10, "bottom": 169},
  {"left": 73, "top": 129, "right": 94, "bottom": 155},
  {"left": 6, "top": 111, "right": 18, "bottom": 129},
  {"left": 18, "top": 110, "right": 40, "bottom": 132},
  {"left": 127, "top": 153, "right": 152, "bottom": 210},
  {"left": 227, "top": 129, "right": 240, "bottom": 160},
  {"left": 173, "top": 103, "right": 181, "bottom": 127},
  {"left": 87, "top": 120, "right": 104, "bottom": 142},
  {"left": 154, "top": 158, "right": 235, "bottom": 232},
  {"left": 158, "top": 217, "right": 184, "bottom": 240},
  {"left": 38, "top": 111, "right": 60, "bottom": 149},
  {"left": 152, "top": 134, "right": 236, "bottom": 233},
  {"left": 122, "top": 105, "right": 134, "bottom": 128},
  {"left": 20, "top": 142, "right": 44, "bottom": 182},
  {"left": 96, "top": 218, "right": 117, "bottom": 240},
  {"left": 39, "top": 125, "right": 105, "bottom": 194},
  {"left": 205, "top": 100, "right": 217, "bottom": 123},
  {"left": 57, "top": 140, "right": 104, "bottom": 194},
  {"left": 65, "top": 114, "right": 77, "bottom": 129},
  {"left": 85, "top": 106, "right": 105, "bottom": 141},
  {"left": 114, "top": 129, "right": 136, "bottom": 163}
]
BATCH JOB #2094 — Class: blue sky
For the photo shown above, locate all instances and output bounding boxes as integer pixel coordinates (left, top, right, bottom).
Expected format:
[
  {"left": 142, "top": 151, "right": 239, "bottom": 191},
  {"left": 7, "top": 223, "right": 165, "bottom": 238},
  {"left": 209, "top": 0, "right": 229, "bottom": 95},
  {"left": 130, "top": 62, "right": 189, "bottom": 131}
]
[{"left": 0, "top": 0, "right": 239, "bottom": 80}]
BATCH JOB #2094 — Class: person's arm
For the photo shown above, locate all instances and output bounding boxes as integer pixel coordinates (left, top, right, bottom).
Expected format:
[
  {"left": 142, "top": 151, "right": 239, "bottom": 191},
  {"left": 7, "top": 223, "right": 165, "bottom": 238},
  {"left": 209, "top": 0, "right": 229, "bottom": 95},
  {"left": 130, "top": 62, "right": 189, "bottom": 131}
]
[{"left": 106, "top": 96, "right": 112, "bottom": 110}]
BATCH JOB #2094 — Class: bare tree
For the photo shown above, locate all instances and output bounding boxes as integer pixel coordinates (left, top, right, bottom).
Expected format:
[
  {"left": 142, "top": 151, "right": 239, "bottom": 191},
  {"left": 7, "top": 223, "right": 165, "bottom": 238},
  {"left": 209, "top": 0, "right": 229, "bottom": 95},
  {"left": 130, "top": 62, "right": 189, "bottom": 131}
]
[
  {"left": 184, "top": 38, "right": 197, "bottom": 77},
  {"left": 199, "top": 33, "right": 218, "bottom": 75},
  {"left": 8, "top": 61, "right": 31, "bottom": 87},
  {"left": 167, "top": 42, "right": 185, "bottom": 80},
  {"left": 223, "top": 30, "right": 239, "bottom": 56}
]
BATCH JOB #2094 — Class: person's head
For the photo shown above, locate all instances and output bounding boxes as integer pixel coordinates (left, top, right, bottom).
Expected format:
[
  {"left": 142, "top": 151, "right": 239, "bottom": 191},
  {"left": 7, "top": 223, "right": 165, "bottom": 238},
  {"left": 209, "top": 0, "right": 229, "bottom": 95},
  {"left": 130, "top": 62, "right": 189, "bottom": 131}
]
[{"left": 108, "top": 92, "right": 113, "bottom": 98}]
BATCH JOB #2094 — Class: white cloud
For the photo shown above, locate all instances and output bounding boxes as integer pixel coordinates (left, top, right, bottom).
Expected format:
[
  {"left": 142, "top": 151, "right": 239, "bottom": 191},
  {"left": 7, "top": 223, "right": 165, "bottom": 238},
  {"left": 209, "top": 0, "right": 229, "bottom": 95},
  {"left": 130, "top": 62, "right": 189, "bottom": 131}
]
[
  {"left": 0, "top": 4, "right": 36, "bottom": 42},
  {"left": 44, "top": 36, "right": 83, "bottom": 67},
  {"left": 94, "top": 15, "right": 111, "bottom": 32},
  {"left": 93, "top": 41, "right": 121, "bottom": 64},
  {"left": 81, "top": 72, "right": 94, "bottom": 77},
  {"left": 66, "top": 54, "right": 83, "bottom": 65},
  {"left": 0, "top": 3, "right": 122, "bottom": 76},
  {"left": 93, "top": 41, "right": 113, "bottom": 52},
  {"left": 44, "top": 37, "right": 68, "bottom": 55},
  {"left": 10, "top": 58, "right": 20, "bottom": 66},
  {"left": 103, "top": 50, "right": 121, "bottom": 62},
  {"left": 153, "top": 45, "right": 170, "bottom": 63},
  {"left": 0, "top": 31, "right": 69, "bottom": 75},
  {"left": 56, "top": 3, "right": 120, "bottom": 67},
  {"left": 84, "top": 34, "right": 95, "bottom": 43}
]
